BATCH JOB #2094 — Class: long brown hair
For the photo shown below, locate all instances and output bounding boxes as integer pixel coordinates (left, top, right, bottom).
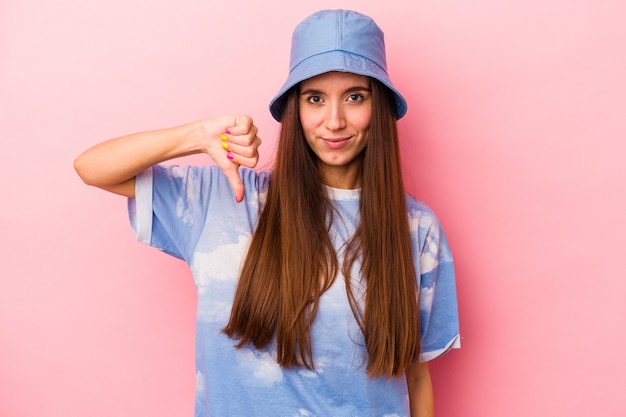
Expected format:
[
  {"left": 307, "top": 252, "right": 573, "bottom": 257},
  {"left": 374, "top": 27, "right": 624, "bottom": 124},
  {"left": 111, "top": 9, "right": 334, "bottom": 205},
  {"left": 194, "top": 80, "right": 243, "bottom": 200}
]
[{"left": 223, "top": 78, "right": 420, "bottom": 378}]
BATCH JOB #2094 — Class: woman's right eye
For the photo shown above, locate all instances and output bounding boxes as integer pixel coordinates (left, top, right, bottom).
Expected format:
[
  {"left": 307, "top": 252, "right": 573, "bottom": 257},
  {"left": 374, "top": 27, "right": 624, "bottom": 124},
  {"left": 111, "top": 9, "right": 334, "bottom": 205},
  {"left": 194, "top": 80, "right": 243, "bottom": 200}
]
[{"left": 307, "top": 96, "right": 322, "bottom": 104}]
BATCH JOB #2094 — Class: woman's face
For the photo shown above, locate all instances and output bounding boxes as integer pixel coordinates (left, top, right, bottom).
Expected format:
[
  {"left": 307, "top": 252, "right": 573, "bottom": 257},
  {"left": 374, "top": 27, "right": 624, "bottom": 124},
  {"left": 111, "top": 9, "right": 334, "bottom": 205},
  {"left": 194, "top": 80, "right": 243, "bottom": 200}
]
[{"left": 298, "top": 71, "right": 372, "bottom": 189}]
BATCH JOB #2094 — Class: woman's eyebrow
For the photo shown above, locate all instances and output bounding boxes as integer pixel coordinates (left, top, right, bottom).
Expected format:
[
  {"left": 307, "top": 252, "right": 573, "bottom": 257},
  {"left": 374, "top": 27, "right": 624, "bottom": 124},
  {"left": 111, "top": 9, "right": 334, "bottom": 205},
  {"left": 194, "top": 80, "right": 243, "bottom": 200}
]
[
  {"left": 300, "top": 86, "right": 371, "bottom": 95},
  {"left": 300, "top": 88, "right": 324, "bottom": 96},
  {"left": 344, "top": 86, "right": 371, "bottom": 94}
]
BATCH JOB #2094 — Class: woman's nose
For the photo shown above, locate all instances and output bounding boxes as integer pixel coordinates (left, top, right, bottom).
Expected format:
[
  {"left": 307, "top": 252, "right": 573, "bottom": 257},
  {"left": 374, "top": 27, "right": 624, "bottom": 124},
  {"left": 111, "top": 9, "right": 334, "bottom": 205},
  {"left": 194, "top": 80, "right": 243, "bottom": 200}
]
[{"left": 325, "top": 103, "right": 347, "bottom": 131}]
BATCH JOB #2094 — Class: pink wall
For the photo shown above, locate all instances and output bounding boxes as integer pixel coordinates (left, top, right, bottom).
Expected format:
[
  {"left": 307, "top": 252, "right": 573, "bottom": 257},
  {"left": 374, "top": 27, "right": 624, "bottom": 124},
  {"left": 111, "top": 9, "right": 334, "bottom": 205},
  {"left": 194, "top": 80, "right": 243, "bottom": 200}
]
[{"left": 2, "top": 0, "right": 625, "bottom": 416}]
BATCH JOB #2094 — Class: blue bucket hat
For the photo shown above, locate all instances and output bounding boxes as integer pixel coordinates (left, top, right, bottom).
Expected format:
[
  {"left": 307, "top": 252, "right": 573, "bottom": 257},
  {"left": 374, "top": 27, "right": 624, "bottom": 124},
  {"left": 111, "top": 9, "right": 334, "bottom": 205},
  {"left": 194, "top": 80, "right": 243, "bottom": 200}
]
[{"left": 269, "top": 9, "right": 408, "bottom": 122}]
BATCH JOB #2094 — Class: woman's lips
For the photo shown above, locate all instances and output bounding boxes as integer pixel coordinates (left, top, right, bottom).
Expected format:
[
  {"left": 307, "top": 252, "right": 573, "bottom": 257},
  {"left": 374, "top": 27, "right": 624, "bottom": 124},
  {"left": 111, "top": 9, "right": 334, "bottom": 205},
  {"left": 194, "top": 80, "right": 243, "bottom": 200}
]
[{"left": 321, "top": 136, "right": 351, "bottom": 149}]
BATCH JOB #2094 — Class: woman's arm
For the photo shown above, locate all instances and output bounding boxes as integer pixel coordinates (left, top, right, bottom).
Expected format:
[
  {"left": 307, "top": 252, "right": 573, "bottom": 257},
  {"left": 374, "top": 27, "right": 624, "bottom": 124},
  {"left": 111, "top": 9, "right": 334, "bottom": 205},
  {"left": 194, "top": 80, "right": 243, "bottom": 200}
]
[
  {"left": 406, "top": 361, "right": 434, "bottom": 417},
  {"left": 74, "top": 115, "right": 260, "bottom": 200}
]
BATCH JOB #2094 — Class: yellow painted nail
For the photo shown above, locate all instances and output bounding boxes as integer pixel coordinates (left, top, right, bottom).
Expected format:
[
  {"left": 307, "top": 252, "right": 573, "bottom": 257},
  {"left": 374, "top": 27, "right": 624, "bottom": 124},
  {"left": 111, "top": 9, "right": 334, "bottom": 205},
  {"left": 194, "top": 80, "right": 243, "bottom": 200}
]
[
  {"left": 220, "top": 134, "right": 228, "bottom": 141},
  {"left": 221, "top": 142, "right": 229, "bottom": 150}
]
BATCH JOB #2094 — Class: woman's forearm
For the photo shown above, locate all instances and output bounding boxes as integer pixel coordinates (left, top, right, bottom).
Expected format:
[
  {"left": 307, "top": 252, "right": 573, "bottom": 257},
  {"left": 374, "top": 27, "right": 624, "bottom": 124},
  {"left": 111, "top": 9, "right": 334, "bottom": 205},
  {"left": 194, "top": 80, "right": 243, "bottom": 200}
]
[
  {"left": 74, "top": 121, "right": 206, "bottom": 195},
  {"left": 406, "top": 362, "right": 434, "bottom": 417}
]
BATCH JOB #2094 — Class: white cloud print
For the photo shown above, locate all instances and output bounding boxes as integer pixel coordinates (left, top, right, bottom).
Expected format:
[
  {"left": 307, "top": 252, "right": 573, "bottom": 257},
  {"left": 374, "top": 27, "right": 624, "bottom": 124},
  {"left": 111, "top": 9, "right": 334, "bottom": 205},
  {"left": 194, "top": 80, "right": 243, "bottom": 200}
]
[
  {"left": 196, "top": 370, "right": 205, "bottom": 394},
  {"left": 298, "top": 354, "right": 332, "bottom": 378},
  {"left": 408, "top": 209, "right": 434, "bottom": 234},
  {"left": 237, "top": 348, "right": 284, "bottom": 386},
  {"left": 420, "top": 233, "right": 440, "bottom": 275},
  {"left": 197, "top": 300, "right": 232, "bottom": 323},
  {"left": 419, "top": 285, "right": 435, "bottom": 314},
  {"left": 408, "top": 210, "right": 440, "bottom": 274},
  {"left": 192, "top": 233, "right": 252, "bottom": 286},
  {"left": 170, "top": 166, "right": 199, "bottom": 226}
]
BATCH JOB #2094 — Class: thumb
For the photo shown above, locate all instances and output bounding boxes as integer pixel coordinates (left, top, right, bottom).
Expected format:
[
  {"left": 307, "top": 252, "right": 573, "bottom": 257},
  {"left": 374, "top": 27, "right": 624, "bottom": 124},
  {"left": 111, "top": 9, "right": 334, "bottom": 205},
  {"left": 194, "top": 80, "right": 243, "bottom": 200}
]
[{"left": 222, "top": 164, "right": 245, "bottom": 203}]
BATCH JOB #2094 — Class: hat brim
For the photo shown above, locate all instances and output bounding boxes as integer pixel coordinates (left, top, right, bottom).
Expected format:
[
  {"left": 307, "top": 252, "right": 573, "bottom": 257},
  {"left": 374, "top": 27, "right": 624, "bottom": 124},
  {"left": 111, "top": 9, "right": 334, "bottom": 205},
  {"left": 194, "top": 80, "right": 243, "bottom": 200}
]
[{"left": 269, "top": 50, "right": 407, "bottom": 122}]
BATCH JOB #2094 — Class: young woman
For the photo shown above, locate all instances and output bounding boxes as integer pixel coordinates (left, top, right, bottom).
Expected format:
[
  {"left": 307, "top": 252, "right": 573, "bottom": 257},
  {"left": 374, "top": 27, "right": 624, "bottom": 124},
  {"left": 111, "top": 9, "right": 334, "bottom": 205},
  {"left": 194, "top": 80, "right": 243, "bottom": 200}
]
[{"left": 75, "top": 9, "right": 460, "bottom": 417}]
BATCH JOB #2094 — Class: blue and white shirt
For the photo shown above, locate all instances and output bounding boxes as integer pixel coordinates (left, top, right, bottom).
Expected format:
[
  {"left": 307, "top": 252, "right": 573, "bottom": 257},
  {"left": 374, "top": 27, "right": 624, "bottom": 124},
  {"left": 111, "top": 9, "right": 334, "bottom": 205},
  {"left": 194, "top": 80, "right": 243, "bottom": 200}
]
[{"left": 129, "top": 164, "right": 460, "bottom": 417}]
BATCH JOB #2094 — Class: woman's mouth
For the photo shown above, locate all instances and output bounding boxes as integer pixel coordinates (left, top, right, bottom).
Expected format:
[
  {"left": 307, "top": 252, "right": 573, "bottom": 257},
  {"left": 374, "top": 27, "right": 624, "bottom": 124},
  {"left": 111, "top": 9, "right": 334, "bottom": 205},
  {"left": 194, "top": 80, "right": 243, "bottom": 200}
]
[{"left": 322, "top": 137, "right": 351, "bottom": 149}]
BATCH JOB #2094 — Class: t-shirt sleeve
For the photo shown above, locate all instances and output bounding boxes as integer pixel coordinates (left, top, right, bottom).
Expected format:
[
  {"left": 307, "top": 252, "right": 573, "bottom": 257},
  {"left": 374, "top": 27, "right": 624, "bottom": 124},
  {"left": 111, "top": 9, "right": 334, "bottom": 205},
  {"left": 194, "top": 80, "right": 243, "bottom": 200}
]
[
  {"left": 127, "top": 164, "right": 250, "bottom": 263},
  {"left": 410, "top": 204, "right": 461, "bottom": 362}
]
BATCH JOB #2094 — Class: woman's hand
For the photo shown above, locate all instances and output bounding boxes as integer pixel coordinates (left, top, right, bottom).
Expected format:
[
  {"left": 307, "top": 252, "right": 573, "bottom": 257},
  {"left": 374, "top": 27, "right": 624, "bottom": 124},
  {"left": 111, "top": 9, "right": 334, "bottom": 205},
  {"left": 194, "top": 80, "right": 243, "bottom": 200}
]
[{"left": 201, "top": 115, "right": 262, "bottom": 203}]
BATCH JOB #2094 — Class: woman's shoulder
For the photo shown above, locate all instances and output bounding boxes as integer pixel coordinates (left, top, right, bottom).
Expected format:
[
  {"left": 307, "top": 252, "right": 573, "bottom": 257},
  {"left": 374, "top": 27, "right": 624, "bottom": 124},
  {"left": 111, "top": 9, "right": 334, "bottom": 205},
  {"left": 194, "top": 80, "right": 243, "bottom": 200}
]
[
  {"left": 405, "top": 195, "right": 453, "bottom": 261},
  {"left": 406, "top": 195, "right": 448, "bottom": 239},
  {"left": 405, "top": 194, "right": 437, "bottom": 216}
]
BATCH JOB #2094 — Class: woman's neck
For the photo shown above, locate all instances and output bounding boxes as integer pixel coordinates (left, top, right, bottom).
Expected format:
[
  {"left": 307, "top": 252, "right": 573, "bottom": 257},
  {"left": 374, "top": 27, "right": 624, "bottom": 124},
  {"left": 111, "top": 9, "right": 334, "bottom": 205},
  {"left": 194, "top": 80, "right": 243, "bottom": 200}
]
[{"left": 319, "top": 160, "right": 363, "bottom": 189}]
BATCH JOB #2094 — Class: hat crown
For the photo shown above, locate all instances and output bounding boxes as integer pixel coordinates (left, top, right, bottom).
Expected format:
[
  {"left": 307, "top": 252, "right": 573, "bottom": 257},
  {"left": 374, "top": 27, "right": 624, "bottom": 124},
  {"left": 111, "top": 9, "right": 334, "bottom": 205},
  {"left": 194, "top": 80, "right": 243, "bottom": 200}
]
[{"left": 289, "top": 10, "right": 387, "bottom": 74}]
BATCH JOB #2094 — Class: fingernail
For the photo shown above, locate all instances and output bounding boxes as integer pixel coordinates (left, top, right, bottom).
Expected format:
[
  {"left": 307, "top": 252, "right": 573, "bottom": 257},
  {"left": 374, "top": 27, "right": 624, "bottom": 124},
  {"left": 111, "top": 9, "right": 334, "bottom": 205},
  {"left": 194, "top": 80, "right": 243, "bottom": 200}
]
[
  {"left": 221, "top": 142, "right": 229, "bottom": 150},
  {"left": 225, "top": 129, "right": 231, "bottom": 134},
  {"left": 227, "top": 152, "right": 234, "bottom": 160},
  {"left": 220, "top": 134, "right": 228, "bottom": 141}
]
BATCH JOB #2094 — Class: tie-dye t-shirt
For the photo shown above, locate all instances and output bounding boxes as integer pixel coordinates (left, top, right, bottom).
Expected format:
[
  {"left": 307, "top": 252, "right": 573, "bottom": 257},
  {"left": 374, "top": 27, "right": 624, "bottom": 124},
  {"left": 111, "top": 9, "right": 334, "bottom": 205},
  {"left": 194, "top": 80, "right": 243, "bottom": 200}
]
[{"left": 128, "top": 164, "right": 460, "bottom": 417}]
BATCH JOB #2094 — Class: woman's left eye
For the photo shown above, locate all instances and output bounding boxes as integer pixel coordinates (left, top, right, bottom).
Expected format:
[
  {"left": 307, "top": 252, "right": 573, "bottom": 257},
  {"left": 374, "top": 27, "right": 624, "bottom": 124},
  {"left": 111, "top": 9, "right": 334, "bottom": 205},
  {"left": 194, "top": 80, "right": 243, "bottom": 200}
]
[{"left": 348, "top": 94, "right": 363, "bottom": 102}]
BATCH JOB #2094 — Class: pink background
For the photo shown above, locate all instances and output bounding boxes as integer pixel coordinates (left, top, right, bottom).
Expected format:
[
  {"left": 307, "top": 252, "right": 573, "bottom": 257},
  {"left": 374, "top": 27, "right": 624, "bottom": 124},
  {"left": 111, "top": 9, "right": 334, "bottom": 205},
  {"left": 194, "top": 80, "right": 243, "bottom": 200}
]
[{"left": 2, "top": 0, "right": 625, "bottom": 416}]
